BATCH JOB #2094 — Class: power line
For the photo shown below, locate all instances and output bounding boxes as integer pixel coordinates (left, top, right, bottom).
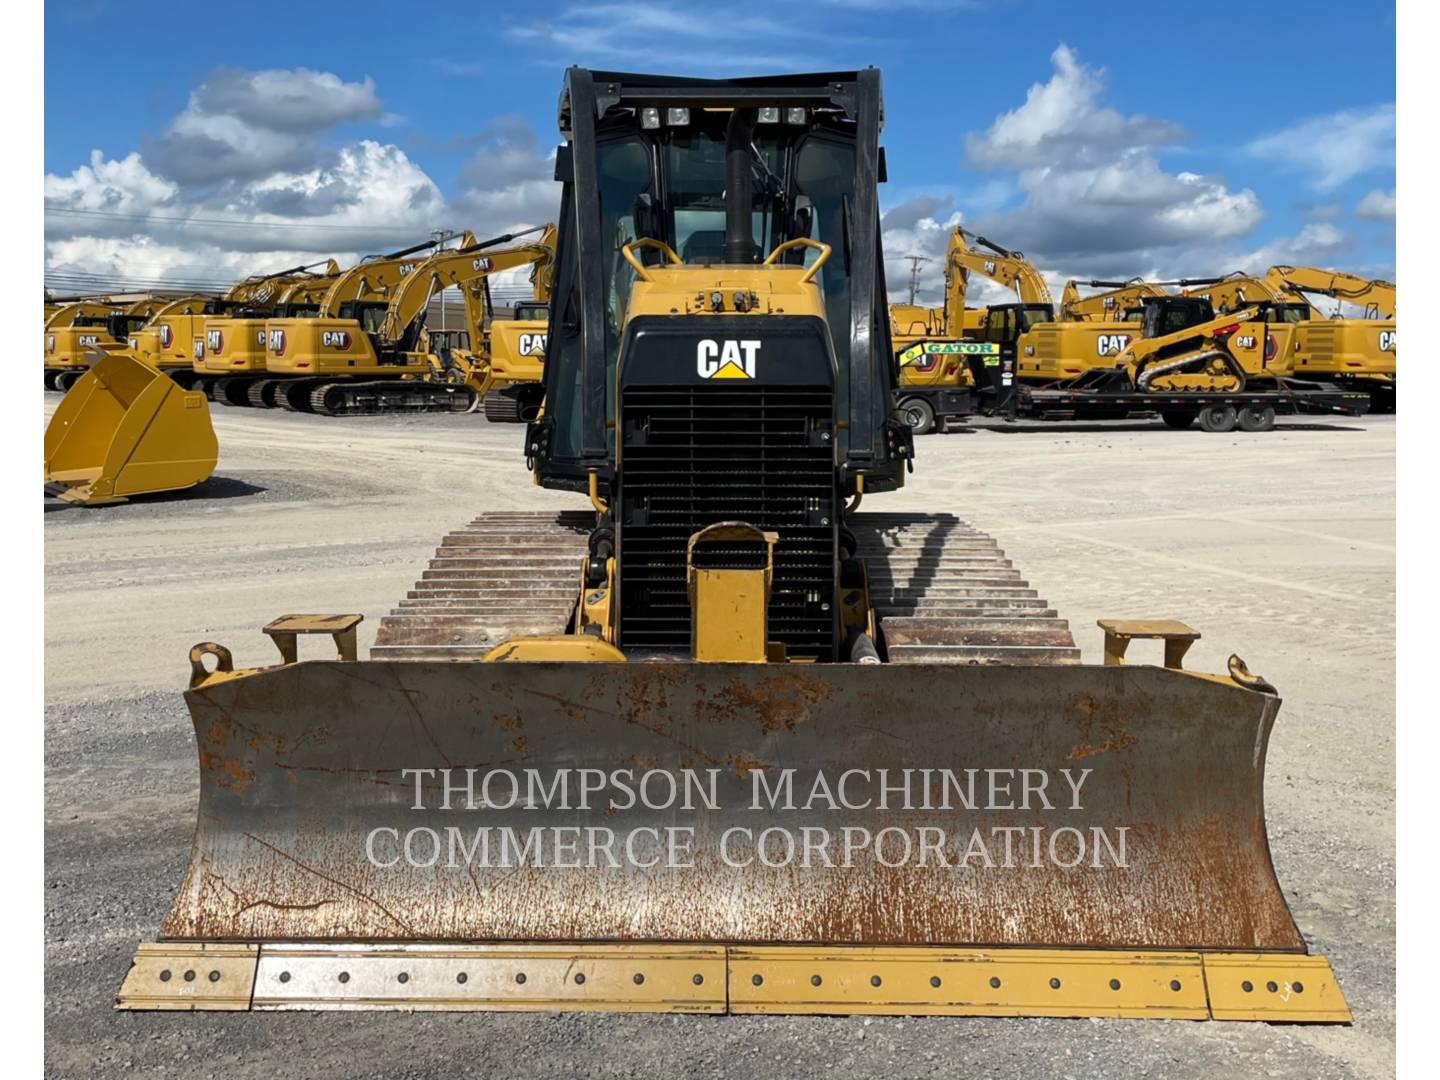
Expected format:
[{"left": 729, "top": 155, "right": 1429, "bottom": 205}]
[{"left": 45, "top": 205, "right": 451, "bottom": 235}]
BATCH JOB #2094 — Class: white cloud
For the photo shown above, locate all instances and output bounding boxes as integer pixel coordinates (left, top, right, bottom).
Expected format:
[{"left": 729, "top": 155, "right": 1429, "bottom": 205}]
[
  {"left": 1245, "top": 104, "right": 1395, "bottom": 190},
  {"left": 1356, "top": 187, "right": 1396, "bottom": 220},
  {"left": 966, "top": 44, "right": 1182, "bottom": 170},
  {"left": 45, "top": 150, "right": 178, "bottom": 213},
  {"left": 501, "top": 5, "right": 816, "bottom": 70},
  {"left": 44, "top": 67, "right": 564, "bottom": 292},
  {"left": 888, "top": 44, "right": 1263, "bottom": 293},
  {"left": 141, "top": 67, "right": 384, "bottom": 187}
]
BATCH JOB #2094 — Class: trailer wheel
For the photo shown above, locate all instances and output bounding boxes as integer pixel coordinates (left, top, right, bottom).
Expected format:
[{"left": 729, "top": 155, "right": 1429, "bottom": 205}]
[
  {"left": 1237, "top": 405, "right": 1276, "bottom": 433},
  {"left": 900, "top": 397, "right": 936, "bottom": 435},
  {"left": 1161, "top": 410, "right": 1196, "bottom": 429},
  {"left": 1198, "top": 405, "right": 1238, "bottom": 433}
]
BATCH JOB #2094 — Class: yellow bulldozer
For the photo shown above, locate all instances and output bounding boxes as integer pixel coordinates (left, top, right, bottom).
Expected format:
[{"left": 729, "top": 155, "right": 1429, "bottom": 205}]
[{"left": 120, "top": 68, "right": 1348, "bottom": 1022}]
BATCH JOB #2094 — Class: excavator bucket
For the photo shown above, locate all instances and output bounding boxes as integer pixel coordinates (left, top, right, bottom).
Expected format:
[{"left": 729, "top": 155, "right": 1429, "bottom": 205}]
[
  {"left": 44, "top": 349, "right": 217, "bottom": 506},
  {"left": 120, "top": 630, "right": 1349, "bottom": 1021}
]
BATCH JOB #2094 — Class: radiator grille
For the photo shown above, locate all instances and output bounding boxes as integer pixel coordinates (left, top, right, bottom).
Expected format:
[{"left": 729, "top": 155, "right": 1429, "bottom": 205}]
[{"left": 618, "top": 385, "right": 837, "bottom": 658}]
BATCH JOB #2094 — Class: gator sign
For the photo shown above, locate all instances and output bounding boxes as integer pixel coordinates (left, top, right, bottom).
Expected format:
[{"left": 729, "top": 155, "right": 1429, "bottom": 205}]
[{"left": 898, "top": 341, "right": 1000, "bottom": 368}]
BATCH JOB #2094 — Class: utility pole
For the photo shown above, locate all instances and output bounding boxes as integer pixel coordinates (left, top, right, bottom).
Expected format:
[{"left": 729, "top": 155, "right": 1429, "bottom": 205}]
[
  {"left": 431, "top": 228, "right": 462, "bottom": 328},
  {"left": 905, "top": 254, "right": 930, "bottom": 305}
]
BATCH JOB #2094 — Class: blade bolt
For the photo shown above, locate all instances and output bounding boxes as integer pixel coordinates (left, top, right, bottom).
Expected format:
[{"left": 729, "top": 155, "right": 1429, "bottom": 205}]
[
  {"left": 574, "top": 974, "right": 586, "bottom": 985},
  {"left": 930, "top": 977, "right": 941, "bottom": 988},
  {"left": 208, "top": 971, "right": 221, "bottom": 983},
  {"left": 870, "top": 976, "right": 882, "bottom": 988},
  {"left": 811, "top": 976, "right": 822, "bottom": 987},
  {"left": 279, "top": 972, "right": 291, "bottom": 983},
  {"left": 989, "top": 977, "right": 1001, "bottom": 989},
  {"left": 692, "top": 974, "right": 704, "bottom": 985},
  {"left": 159, "top": 970, "right": 172, "bottom": 983},
  {"left": 1292, "top": 982, "right": 1304, "bottom": 993},
  {"left": 1049, "top": 978, "right": 1061, "bottom": 990},
  {"left": 457, "top": 973, "right": 468, "bottom": 984},
  {"left": 633, "top": 974, "right": 645, "bottom": 985},
  {"left": 184, "top": 971, "right": 196, "bottom": 982},
  {"left": 752, "top": 974, "right": 764, "bottom": 986},
  {"left": 1170, "top": 980, "right": 1182, "bottom": 992},
  {"left": 1241, "top": 981, "right": 1254, "bottom": 992},
  {"left": 1109, "top": 979, "right": 1121, "bottom": 991},
  {"left": 1266, "top": 981, "right": 1278, "bottom": 993},
  {"left": 398, "top": 973, "right": 409, "bottom": 984},
  {"left": 516, "top": 973, "right": 527, "bottom": 984},
  {"left": 338, "top": 973, "right": 350, "bottom": 984}
]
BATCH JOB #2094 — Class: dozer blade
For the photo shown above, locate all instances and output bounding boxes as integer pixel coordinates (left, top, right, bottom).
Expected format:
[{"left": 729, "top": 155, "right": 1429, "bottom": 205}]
[
  {"left": 121, "top": 658, "right": 1349, "bottom": 1020},
  {"left": 44, "top": 350, "right": 217, "bottom": 506}
]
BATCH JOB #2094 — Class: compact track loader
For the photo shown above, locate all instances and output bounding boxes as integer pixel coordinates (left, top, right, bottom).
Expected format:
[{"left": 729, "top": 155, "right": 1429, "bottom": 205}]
[
  {"left": 120, "top": 69, "right": 1348, "bottom": 1022},
  {"left": 44, "top": 344, "right": 217, "bottom": 505}
]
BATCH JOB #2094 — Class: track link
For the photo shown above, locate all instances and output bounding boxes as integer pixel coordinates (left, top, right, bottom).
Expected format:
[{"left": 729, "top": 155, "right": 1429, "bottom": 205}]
[
  {"left": 311, "top": 380, "right": 478, "bottom": 417},
  {"left": 849, "top": 512, "right": 1079, "bottom": 665},
  {"left": 371, "top": 511, "right": 593, "bottom": 660},
  {"left": 374, "top": 510, "right": 1076, "bottom": 665}
]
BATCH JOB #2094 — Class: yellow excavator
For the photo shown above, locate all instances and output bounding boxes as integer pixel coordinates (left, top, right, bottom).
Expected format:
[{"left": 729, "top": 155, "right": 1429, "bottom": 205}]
[
  {"left": 1060, "top": 279, "right": 1169, "bottom": 322},
  {"left": 376, "top": 223, "right": 557, "bottom": 421},
  {"left": 227, "top": 234, "right": 484, "bottom": 413},
  {"left": 1180, "top": 270, "right": 1396, "bottom": 413},
  {"left": 44, "top": 298, "right": 139, "bottom": 391},
  {"left": 292, "top": 225, "right": 555, "bottom": 416},
  {"left": 121, "top": 68, "right": 1349, "bottom": 1023},
  {"left": 124, "top": 295, "right": 222, "bottom": 388},
  {"left": 197, "top": 261, "right": 343, "bottom": 404},
  {"left": 1265, "top": 265, "right": 1396, "bottom": 412}
]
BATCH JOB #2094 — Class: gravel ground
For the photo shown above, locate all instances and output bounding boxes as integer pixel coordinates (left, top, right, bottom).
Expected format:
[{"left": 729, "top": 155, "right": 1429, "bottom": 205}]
[{"left": 44, "top": 397, "right": 1395, "bottom": 1078}]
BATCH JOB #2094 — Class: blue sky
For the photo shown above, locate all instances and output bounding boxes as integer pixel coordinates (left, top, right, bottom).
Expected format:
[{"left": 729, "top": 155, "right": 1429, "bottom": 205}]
[{"left": 43, "top": 0, "right": 1396, "bottom": 302}]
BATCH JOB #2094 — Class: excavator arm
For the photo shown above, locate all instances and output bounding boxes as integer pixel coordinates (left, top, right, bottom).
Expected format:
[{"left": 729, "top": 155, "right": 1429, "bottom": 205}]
[
  {"left": 1266, "top": 265, "right": 1395, "bottom": 318},
  {"left": 224, "top": 260, "right": 340, "bottom": 307},
  {"left": 377, "top": 226, "right": 555, "bottom": 344},
  {"left": 950, "top": 228, "right": 1054, "bottom": 306},
  {"left": 319, "top": 234, "right": 476, "bottom": 314},
  {"left": 1061, "top": 279, "right": 1167, "bottom": 321}
]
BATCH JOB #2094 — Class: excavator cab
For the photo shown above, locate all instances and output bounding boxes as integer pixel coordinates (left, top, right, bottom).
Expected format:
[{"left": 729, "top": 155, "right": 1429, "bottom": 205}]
[{"left": 120, "top": 69, "right": 1348, "bottom": 1022}]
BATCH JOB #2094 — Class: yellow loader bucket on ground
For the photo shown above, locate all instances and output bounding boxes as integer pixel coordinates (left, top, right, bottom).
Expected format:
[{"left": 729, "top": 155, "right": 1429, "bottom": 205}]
[
  {"left": 119, "top": 641, "right": 1349, "bottom": 1021},
  {"left": 44, "top": 349, "right": 217, "bottom": 506}
]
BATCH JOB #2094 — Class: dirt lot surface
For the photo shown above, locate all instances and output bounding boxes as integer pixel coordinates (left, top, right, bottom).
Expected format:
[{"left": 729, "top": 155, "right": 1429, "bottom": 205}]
[{"left": 44, "top": 398, "right": 1395, "bottom": 1079}]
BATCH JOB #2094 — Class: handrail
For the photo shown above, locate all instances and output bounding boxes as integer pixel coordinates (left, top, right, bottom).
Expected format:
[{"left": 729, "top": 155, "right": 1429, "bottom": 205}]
[{"left": 763, "top": 237, "right": 832, "bottom": 283}]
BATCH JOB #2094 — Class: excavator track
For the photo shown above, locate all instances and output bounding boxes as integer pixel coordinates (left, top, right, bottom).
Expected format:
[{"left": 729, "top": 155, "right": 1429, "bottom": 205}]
[
  {"left": 372, "top": 510, "right": 1076, "bottom": 664},
  {"left": 309, "top": 379, "right": 478, "bottom": 417}
]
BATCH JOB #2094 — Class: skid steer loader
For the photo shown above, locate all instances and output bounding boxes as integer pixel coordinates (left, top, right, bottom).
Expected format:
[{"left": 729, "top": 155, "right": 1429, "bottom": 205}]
[
  {"left": 119, "top": 69, "right": 1348, "bottom": 1022},
  {"left": 44, "top": 344, "right": 217, "bottom": 505}
]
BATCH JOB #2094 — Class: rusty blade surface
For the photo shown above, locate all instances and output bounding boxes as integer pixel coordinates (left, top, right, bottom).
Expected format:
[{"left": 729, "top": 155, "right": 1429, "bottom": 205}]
[{"left": 165, "top": 662, "right": 1302, "bottom": 952}]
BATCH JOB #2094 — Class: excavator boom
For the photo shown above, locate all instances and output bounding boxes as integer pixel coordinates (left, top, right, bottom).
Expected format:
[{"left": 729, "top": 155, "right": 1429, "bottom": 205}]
[{"left": 1266, "top": 265, "right": 1395, "bottom": 318}]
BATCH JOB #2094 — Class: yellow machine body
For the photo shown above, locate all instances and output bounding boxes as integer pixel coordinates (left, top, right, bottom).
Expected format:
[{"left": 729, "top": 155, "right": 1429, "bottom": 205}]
[
  {"left": 199, "top": 316, "right": 269, "bottom": 374},
  {"left": 44, "top": 347, "right": 217, "bottom": 505}
]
